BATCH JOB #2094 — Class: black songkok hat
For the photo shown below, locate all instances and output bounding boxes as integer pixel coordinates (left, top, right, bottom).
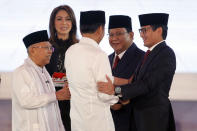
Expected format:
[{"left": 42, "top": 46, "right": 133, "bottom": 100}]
[
  {"left": 139, "top": 13, "right": 169, "bottom": 26},
  {"left": 108, "top": 15, "right": 132, "bottom": 30},
  {"left": 23, "top": 30, "right": 49, "bottom": 48},
  {"left": 80, "top": 10, "right": 105, "bottom": 25}
]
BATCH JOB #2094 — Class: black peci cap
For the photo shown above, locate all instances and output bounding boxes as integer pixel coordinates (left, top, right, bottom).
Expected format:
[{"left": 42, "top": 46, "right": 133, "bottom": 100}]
[
  {"left": 80, "top": 10, "right": 105, "bottom": 25},
  {"left": 23, "top": 30, "right": 49, "bottom": 48},
  {"left": 139, "top": 13, "right": 169, "bottom": 26},
  {"left": 108, "top": 15, "right": 132, "bottom": 30}
]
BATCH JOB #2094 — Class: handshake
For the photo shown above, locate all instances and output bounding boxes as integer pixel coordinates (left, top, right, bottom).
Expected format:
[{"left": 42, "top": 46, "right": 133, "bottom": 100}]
[
  {"left": 97, "top": 75, "right": 134, "bottom": 110},
  {"left": 55, "top": 81, "right": 71, "bottom": 101},
  {"left": 52, "top": 72, "right": 71, "bottom": 101}
]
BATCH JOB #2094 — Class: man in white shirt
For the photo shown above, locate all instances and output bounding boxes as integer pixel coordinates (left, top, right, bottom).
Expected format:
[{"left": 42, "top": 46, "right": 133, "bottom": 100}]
[
  {"left": 65, "top": 11, "right": 118, "bottom": 131},
  {"left": 12, "top": 30, "right": 69, "bottom": 131}
]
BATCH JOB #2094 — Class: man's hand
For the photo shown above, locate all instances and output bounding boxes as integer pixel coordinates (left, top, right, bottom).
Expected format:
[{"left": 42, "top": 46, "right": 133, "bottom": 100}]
[
  {"left": 114, "top": 77, "right": 129, "bottom": 86},
  {"left": 111, "top": 104, "right": 122, "bottom": 110},
  {"left": 97, "top": 75, "right": 115, "bottom": 95},
  {"left": 120, "top": 99, "right": 130, "bottom": 105},
  {"left": 128, "top": 74, "right": 134, "bottom": 84},
  {"left": 111, "top": 100, "right": 130, "bottom": 110},
  {"left": 56, "top": 82, "right": 71, "bottom": 100},
  {"left": 114, "top": 74, "right": 134, "bottom": 86}
]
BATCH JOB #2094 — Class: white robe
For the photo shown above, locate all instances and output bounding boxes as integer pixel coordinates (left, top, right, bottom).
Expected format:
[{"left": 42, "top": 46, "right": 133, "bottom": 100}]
[
  {"left": 65, "top": 37, "right": 119, "bottom": 131},
  {"left": 12, "top": 58, "right": 65, "bottom": 131}
]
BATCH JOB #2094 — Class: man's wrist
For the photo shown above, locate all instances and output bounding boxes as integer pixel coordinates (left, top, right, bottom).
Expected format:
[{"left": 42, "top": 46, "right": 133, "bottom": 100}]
[{"left": 114, "top": 86, "right": 122, "bottom": 97}]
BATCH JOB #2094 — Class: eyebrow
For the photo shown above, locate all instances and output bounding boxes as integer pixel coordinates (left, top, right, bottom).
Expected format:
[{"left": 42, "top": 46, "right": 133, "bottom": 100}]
[{"left": 55, "top": 16, "right": 70, "bottom": 18}]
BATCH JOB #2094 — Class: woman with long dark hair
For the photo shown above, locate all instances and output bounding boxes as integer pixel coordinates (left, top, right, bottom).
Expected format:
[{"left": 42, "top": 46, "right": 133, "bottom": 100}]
[{"left": 46, "top": 5, "right": 78, "bottom": 131}]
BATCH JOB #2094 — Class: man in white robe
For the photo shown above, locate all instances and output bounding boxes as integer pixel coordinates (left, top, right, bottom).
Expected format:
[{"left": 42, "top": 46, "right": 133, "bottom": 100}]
[
  {"left": 12, "top": 30, "right": 69, "bottom": 131},
  {"left": 65, "top": 11, "right": 119, "bottom": 131}
]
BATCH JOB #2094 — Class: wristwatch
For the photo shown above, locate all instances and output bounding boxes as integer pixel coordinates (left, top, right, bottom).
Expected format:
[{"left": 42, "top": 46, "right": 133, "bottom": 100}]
[{"left": 115, "top": 86, "right": 121, "bottom": 96}]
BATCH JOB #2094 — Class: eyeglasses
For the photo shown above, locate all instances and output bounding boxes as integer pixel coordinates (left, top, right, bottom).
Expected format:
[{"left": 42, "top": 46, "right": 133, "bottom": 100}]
[
  {"left": 108, "top": 32, "right": 128, "bottom": 38},
  {"left": 139, "top": 27, "right": 152, "bottom": 34},
  {"left": 32, "top": 46, "right": 54, "bottom": 52}
]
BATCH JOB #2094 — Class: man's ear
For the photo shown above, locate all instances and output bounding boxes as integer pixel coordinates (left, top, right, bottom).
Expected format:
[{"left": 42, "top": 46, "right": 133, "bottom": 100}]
[
  {"left": 97, "top": 25, "right": 103, "bottom": 34},
  {"left": 28, "top": 46, "right": 35, "bottom": 56},
  {"left": 157, "top": 27, "right": 163, "bottom": 36},
  {"left": 129, "top": 31, "right": 134, "bottom": 39}
]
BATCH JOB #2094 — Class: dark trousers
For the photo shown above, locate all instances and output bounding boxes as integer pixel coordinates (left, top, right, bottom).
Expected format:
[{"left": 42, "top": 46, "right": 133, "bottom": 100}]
[{"left": 56, "top": 87, "right": 71, "bottom": 131}]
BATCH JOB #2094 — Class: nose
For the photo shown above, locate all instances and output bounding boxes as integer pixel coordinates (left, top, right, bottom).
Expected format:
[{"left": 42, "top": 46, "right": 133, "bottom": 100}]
[
  {"left": 63, "top": 18, "right": 70, "bottom": 24},
  {"left": 110, "top": 35, "right": 118, "bottom": 41},
  {"left": 48, "top": 50, "right": 53, "bottom": 55},
  {"left": 62, "top": 19, "right": 66, "bottom": 24}
]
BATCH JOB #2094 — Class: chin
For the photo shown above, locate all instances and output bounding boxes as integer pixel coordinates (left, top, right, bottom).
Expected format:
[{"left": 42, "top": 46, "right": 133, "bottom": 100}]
[
  {"left": 144, "top": 42, "right": 149, "bottom": 47},
  {"left": 60, "top": 31, "right": 70, "bottom": 35},
  {"left": 113, "top": 46, "right": 121, "bottom": 51},
  {"left": 45, "top": 60, "right": 50, "bottom": 65}
]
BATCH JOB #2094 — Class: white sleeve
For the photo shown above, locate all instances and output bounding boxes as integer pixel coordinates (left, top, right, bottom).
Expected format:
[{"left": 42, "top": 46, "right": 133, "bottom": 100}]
[
  {"left": 12, "top": 69, "right": 56, "bottom": 109},
  {"left": 93, "top": 52, "right": 118, "bottom": 105}
]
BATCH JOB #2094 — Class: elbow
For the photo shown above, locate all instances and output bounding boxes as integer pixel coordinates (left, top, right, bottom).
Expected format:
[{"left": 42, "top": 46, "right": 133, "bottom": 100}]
[{"left": 19, "top": 100, "right": 34, "bottom": 109}]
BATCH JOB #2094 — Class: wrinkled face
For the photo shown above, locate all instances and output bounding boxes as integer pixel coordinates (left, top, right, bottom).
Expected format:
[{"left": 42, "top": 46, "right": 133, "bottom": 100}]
[
  {"left": 55, "top": 10, "right": 72, "bottom": 37},
  {"left": 139, "top": 25, "right": 160, "bottom": 48},
  {"left": 30, "top": 42, "right": 53, "bottom": 67},
  {"left": 108, "top": 28, "right": 133, "bottom": 55}
]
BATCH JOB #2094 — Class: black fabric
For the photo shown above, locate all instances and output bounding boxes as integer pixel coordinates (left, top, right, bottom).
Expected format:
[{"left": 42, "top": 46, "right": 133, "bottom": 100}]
[
  {"left": 46, "top": 38, "right": 72, "bottom": 75},
  {"left": 23, "top": 30, "right": 48, "bottom": 48},
  {"left": 120, "top": 42, "right": 176, "bottom": 131},
  {"left": 109, "top": 43, "right": 144, "bottom": 131},
  {"left": 56, "top": 88, "right": 71, "bottom": 131},
  {"left": 108, "top": 15, "right": 132, "bottom": 30},
  {"left": 139, "top": 13, "right": 169, "bottom": 26},
  {"left": 80, "top": 10, "right": 105, "bottom": 25},
  {"left": 45, "top": 38, "right": 73, "bottom": 131}
]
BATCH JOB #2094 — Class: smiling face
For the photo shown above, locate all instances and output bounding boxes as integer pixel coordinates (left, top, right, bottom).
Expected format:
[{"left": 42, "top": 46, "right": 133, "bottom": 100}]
[
  {"left": 55, "top": 9, "right": 72, "bottom": 39},
  {"left": 108, "top": 28, "right": 133, "bottom": 55},
  {"left": 139, "top": 25, "right": 163, "bottom": 48}
]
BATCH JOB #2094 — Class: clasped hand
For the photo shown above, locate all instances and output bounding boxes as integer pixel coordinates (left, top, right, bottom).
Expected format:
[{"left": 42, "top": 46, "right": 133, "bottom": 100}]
[
  {"left": 56, "top": 82, "right": 71, "bottom": 100},
  {"left": 97, "top": 75, "right": 131, "bottom": 95},
  {"left": 97, "top": 75, "right": 132, "bottom": 110}
]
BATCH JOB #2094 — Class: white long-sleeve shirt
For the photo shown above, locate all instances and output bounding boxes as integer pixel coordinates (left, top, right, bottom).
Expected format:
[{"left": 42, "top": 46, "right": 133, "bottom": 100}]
[
  {"left": 12, "top": 58, "right": 65, "bottom": 131},
  {"left": 65, "top": 37, "right": 118, "bottom": 131}
]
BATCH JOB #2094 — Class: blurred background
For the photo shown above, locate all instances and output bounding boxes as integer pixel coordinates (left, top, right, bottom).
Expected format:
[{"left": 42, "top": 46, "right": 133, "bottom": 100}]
[{"left": 0, "top": 0, "right": 197, "bottom": 131}]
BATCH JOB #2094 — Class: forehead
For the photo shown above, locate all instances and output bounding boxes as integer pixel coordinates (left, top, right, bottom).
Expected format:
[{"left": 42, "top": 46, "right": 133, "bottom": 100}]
[
  {"left": 33, "top": 41, "right": 51, "bottom": 46},
  {"left": 56, "top": 10, "right": 69, "bottom": 17},
  {"left": 109, "top": 28, "right": 126, "bottom": 33}
]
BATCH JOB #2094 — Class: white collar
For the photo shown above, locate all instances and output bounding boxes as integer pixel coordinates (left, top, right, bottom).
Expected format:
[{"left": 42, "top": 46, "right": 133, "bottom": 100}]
[
  {"left": 80, "top": 37, "right": 99, "bottom": 48},
  {"left": 149, "top": 40, "right": 165, "bottom": 51},
  {"left": 27, "top": 57, "right": 44, "bottom": 72},
  {"left": 115, "top": 50, "right": 126, "bottom": 59}
]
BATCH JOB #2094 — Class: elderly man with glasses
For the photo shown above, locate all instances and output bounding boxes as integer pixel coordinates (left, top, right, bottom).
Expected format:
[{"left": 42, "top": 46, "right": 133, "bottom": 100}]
[{"left": 12, "top": 30, "right": 69, "bottom": 131}]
